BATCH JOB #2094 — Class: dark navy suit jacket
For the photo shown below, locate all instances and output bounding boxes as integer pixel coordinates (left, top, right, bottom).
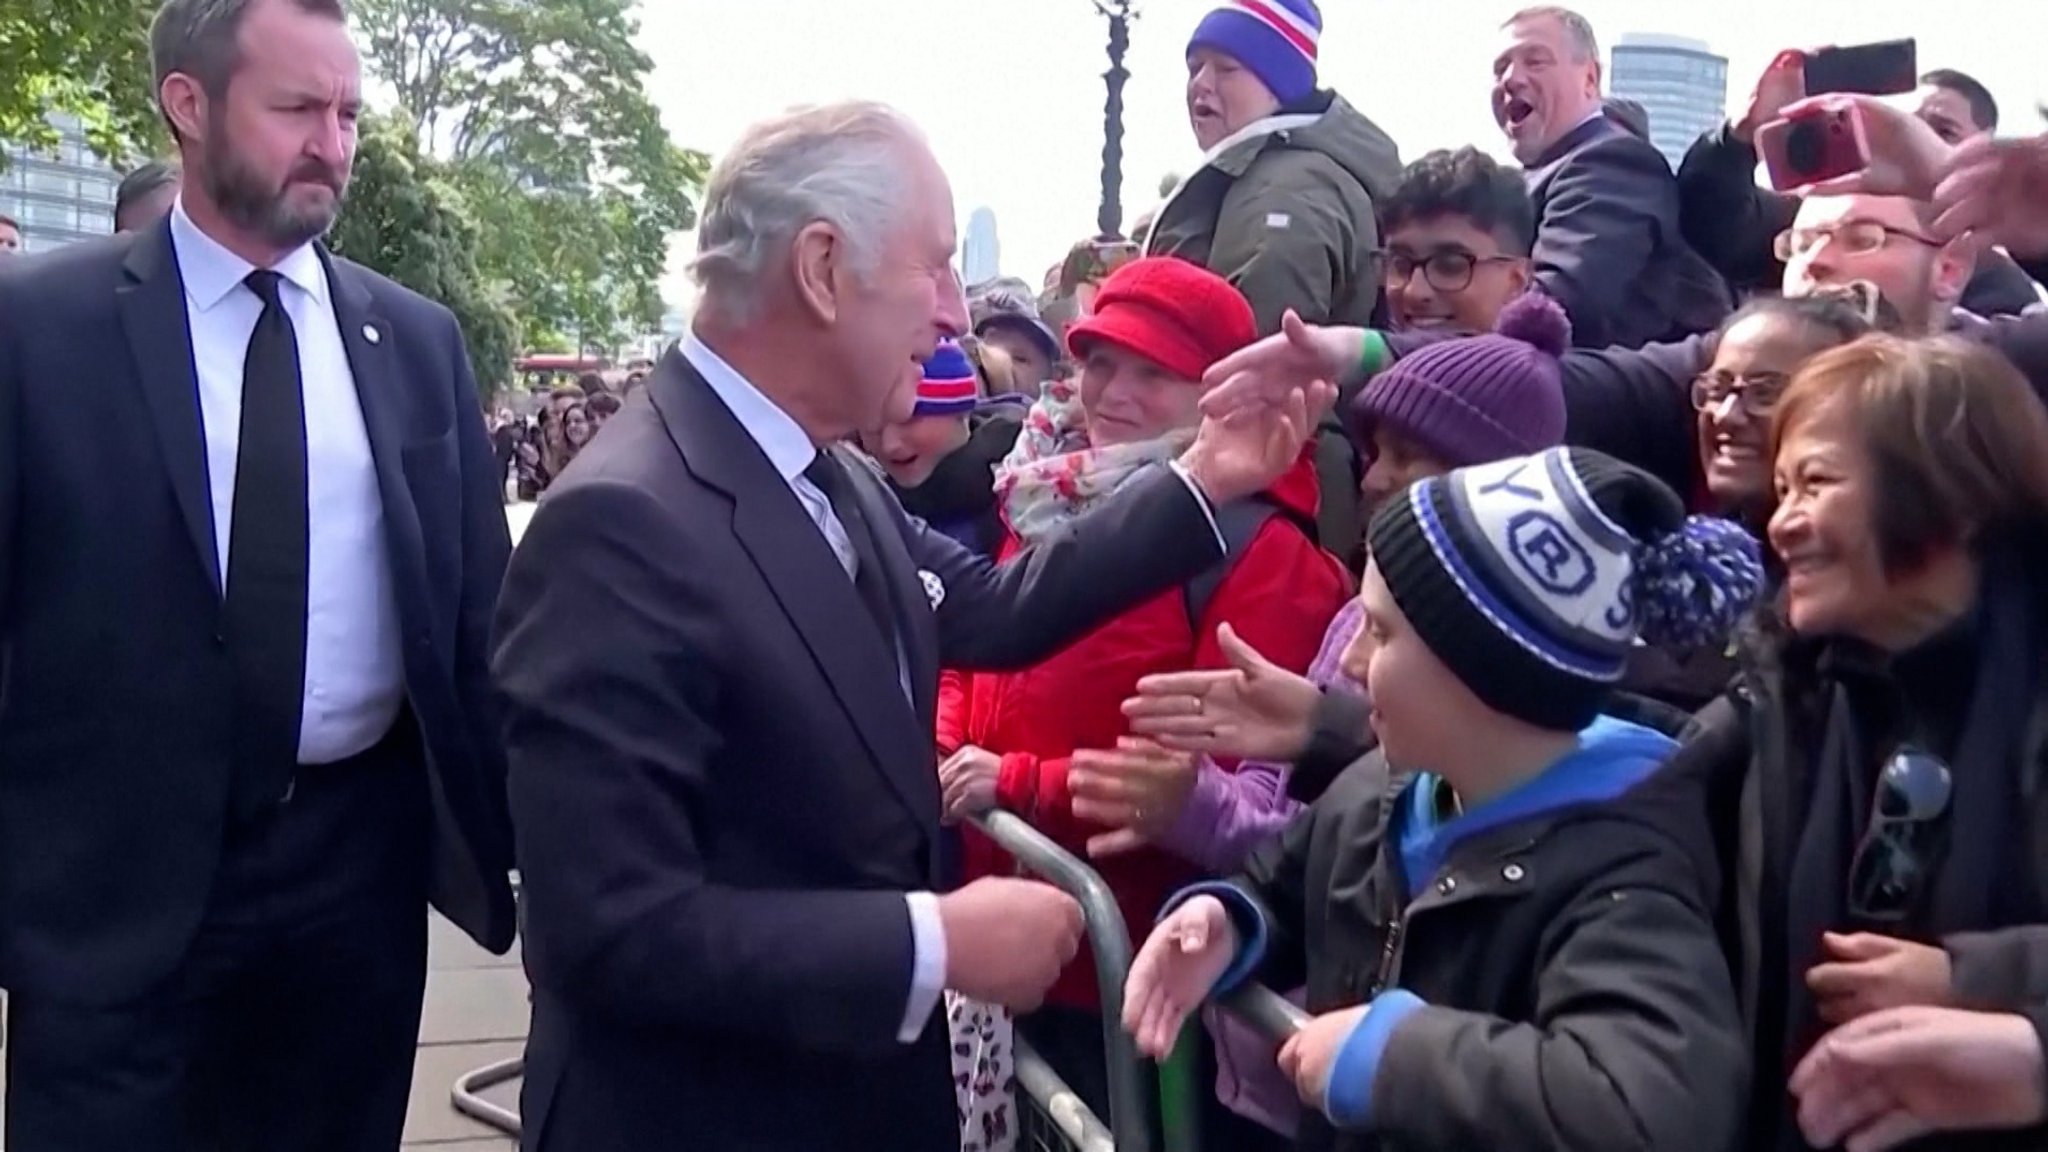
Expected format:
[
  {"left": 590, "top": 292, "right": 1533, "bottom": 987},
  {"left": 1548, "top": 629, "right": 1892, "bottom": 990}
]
[
  {"left": 1526, "top": 113, "right": 1732, "bottom": 349},
  {"left": 492, "top": 352, "right": 1224, "bottom": 1152},
  {"left": 0, "top": 221, "right": 518, "bottom": 1004}
]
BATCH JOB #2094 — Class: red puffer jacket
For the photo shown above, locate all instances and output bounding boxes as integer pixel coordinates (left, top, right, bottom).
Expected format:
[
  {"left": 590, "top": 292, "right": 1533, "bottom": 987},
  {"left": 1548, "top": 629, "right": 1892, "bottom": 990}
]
[{"left": 938, "top": 448, "right": 1351, "bottom": 1011}]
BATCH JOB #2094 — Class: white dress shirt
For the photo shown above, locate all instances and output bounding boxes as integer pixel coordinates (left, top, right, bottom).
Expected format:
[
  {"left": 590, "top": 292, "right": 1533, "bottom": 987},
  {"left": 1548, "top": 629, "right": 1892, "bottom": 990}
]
[
  {"left": 685, "top": 332, "right": 1224, "bottom": 1044},
  {"left": 170, "top": 200, "right": 405, "bottom": 765}
]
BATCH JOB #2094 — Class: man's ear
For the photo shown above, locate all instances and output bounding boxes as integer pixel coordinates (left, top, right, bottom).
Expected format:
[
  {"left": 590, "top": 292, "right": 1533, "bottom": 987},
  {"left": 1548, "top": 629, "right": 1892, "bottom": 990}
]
[
  {"left": 158, "top": 73, "right": 209, "bottom": 146},
  {"left": 790, "top": 222, "right": 847, "bottom": 326},
  {"left": 1932, "top": 234, "right": 1980, "bottom": 308}
]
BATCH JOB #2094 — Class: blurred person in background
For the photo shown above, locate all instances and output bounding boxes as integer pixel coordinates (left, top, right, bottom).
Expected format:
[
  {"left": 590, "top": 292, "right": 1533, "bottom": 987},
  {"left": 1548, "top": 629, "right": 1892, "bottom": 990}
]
[
  {"left": 0, "top": 213, "right": 21, "bottom": 255},
  {"left": 857, "top": 340, "right": 1020, "bottom": 557},
  {"left": 1491, "top": 6, "right": 1732, "bottom": 348},
  {"left": 1679, "top": 56, "right": 2042, "bottom": 316},
  {"left": 584, "top": 390, "right": 621, "bottom": 431},
  {"left": 115, "top": 160, "right": 181, "bottom": 233}
]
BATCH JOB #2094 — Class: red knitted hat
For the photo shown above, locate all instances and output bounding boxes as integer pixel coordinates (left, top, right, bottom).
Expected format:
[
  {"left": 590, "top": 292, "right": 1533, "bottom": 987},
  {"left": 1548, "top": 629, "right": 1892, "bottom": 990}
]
[{"left": 1064, "top": 256, "right": 1257, "bottom": 382}]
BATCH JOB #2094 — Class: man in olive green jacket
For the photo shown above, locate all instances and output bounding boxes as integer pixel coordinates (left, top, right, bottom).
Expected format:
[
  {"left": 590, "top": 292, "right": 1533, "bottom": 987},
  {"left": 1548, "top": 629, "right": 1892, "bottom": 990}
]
[{"left": 1148, "top": 0, "right": 1402, "bottom": 555}]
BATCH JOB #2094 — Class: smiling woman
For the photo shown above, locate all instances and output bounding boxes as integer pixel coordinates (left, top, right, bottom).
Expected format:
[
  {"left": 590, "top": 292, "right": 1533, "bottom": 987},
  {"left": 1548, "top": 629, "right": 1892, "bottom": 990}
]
[{"left": 1766, "top": 335, "right": 2048, "bottom": 649}]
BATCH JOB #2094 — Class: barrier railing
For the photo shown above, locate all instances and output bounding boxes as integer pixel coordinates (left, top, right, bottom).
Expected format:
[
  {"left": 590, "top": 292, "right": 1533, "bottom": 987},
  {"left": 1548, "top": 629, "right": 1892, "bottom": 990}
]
[
  {"left": 451, "top": 872, "right": 525, "bottom": 1137},
  {"left": 1218, "top": 982, "right": 1311, "bottom": 1040},
  {"left": 971, "top": 809, "right": 1158, "bottom": 1152}
]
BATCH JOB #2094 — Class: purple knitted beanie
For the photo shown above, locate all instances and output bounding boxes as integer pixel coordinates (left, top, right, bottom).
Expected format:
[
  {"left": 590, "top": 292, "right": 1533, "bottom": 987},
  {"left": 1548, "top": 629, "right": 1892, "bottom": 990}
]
[{"left": 1351, "top": 293, "right": 1571, "bottom": 467}]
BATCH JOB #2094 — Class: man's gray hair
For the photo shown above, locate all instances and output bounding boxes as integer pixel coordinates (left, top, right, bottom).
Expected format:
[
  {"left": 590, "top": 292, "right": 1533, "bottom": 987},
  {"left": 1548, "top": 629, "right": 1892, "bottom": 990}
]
[
  {"left": 1504, "top": 5, "right": 1600, "bottom": 65},
  {"left": 689, "top": 100, "right": 925, "bottom": 320},
  {"left": 150, "top": 0, "right": 347, "bottom": 105}
]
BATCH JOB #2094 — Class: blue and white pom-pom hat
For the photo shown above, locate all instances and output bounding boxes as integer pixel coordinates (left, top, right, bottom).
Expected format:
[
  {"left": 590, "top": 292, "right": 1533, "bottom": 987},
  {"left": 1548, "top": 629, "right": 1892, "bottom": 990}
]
[{"left": 1366, "top": 446, "right": 1766, "bottom": 732}]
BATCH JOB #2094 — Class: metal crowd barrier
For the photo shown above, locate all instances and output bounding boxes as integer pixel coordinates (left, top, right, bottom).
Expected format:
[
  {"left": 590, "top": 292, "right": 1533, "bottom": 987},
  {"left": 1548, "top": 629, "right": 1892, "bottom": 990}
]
[
  {"left": 972, "top": 809, "right": 1159, "bottom": 1152},
  {"left": 451, "top": 872, "right": 525, "bottom": 1137},
  {"left": 1219, "top": 982, "right": 1312, "bottom": 1040}
]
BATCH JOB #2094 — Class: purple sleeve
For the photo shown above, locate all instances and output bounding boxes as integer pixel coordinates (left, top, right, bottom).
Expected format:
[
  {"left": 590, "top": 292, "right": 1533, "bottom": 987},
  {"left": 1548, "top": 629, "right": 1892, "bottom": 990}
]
[{"left": 1158, "top": 601, "right": 1366, "bottom": 874}]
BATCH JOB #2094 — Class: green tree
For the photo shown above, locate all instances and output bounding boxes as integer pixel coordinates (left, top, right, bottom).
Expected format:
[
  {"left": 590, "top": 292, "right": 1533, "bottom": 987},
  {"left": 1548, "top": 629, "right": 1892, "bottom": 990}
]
[
  {"left": 0, "top": 0, "right": 162, "bottom": 163},
  {"left": 328, "top": 115, "right": 518, "bottom": 398},
  {"left": 350, "top": 0, "right": 706, "bottom": 352}
]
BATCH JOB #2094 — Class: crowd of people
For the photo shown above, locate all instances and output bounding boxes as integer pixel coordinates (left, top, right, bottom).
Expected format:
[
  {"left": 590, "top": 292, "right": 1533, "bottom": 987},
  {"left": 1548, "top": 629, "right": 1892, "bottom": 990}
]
[{"left": 7, "top": 0, "right": 2048, "bottom": 1151}]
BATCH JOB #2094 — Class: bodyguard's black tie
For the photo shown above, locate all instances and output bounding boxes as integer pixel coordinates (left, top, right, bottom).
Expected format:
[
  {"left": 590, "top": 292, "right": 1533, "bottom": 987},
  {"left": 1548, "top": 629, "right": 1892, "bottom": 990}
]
[
  {"left": 225, "top": 269, "right": 310, "bottom": 821},
  {"left": 802, "top": 451, "right": 899, "bottom": 661}
]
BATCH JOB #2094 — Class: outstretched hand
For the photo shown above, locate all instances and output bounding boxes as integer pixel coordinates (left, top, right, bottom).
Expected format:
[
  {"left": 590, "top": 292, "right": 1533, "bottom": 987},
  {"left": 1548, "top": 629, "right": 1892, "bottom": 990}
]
[
  {"left": 1121, "top": 622, "right": 1321, "bottom": 761},
  {"left": 1178, "top": 380, "right": 1335, "bottom": 506},
  {"left": 1775, "top": 93, "right": 1955, "bottom": 202},
  {"left": 1123, "top": 895, "right": 1238, "bottom": 1059},
  {"left": 1199, "top": 311, "right": 1362, "bottom": 420}
]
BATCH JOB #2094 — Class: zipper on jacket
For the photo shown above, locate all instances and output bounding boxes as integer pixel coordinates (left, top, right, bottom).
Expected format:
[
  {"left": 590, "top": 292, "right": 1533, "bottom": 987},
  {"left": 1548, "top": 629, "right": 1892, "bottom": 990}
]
[{"left": 1368, "top": 912, "right": 1404, "bottom": 996}]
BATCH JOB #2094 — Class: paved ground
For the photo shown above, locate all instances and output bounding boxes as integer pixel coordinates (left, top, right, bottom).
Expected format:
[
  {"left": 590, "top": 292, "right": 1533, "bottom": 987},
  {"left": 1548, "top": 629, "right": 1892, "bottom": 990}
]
[
  {"left": 405, "top": 914, "right": 528, "bottom": 1150},
  {"left": 402, "top": 500, "right": 537, "bottom": 1150}
]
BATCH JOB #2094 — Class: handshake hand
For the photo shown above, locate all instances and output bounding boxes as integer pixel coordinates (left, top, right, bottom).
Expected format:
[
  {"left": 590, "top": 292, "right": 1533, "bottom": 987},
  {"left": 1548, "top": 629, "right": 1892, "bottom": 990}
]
[{"left": 939, "top": 877, "right": 1085, "bottom": 1012}]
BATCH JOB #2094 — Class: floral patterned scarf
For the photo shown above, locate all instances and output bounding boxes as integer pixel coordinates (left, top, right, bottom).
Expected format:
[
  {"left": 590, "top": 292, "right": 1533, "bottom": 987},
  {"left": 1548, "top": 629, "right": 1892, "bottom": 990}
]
[{"left": 993, "top": 375, "right": 1193, "bottom": 545}]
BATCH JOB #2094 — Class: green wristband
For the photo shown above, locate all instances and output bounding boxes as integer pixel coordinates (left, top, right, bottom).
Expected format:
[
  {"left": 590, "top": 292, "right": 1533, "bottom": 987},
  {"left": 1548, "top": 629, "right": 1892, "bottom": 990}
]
[{"left": 1353, "top": 329, "right": 1390, "bottom": 384}]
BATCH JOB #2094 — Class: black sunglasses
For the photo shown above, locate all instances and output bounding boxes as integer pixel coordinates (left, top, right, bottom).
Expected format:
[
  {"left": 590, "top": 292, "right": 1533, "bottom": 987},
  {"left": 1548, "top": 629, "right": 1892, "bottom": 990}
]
[{"left": 1847, "top": 746, "right": 1953, "bottom": 922}]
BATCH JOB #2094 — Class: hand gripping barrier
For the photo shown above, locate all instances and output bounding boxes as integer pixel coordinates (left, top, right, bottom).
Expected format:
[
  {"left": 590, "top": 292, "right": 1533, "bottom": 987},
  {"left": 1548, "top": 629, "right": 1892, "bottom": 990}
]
[{"left": 971, "top": 810, "right": 1156, "bottom": 1152}]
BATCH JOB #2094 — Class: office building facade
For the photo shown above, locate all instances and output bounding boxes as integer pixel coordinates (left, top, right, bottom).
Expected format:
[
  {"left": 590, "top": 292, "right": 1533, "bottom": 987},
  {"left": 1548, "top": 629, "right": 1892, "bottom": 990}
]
[
  {"left": 0, "top": 113, "right": 122, "bottom": 252},
  {"left": 1608, "top": 33, "right": 1729, "bottom": 172},
  {"left": 961, "top": 206, "right": 1001, "bottom": 287}
]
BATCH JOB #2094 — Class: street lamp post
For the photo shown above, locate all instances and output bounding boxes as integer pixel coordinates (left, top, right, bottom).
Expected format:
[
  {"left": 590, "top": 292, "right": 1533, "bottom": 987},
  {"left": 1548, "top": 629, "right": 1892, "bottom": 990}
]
[{"left": 1093, "top": 0, "right": 1137, "bottom": 239}]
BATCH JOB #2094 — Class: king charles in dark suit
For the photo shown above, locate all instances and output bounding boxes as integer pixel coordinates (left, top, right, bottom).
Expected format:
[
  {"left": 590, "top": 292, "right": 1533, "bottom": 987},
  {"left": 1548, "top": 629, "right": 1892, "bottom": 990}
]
[
  {"left": 491, "top": 100, "right": 1328, "bottom": 1152},
  {"left": 0, "top": 2, "right": 514, "bottom": 1148}
]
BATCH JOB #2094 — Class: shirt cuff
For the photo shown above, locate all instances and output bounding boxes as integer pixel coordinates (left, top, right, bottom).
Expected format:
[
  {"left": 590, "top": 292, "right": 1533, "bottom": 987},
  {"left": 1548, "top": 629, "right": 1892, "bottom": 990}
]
[
  {"left": 899, "top": 891, "right": 948, "bottom": 1044},
  {"left": 1165, "top": 459, "right": 1227, "bottom": 553}
]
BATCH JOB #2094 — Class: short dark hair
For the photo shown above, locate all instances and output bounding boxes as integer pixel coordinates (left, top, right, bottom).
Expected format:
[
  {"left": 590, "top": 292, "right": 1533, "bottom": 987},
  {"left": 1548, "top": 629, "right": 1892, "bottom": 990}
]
[
  {"left": 586, "top": 392, "right": 622, "bottom": 417},
  {"left": 1920, "top": 68, "right": 1999, "bottom": 132},
  {"left": 150, "top": 0, "right": 347, "bottom": 136},
  {"left": 0, "top": 213, "right": 18, "bottom": 233},
  {"left": 115, "top": 161, "right": 182, "bottom": 230},
  {"left": 1378, "top": 147, "right": 1537, "bottom": 257},
  {"left": 1723, "top": 292, "right": 1878, "bottom": 344}
]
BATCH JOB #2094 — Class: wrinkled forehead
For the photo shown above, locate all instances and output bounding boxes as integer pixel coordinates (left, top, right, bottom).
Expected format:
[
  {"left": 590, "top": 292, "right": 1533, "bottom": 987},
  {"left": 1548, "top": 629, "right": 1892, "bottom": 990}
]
[{"left": 1792, "top": 193, "right": 1924, "bottom": 235}]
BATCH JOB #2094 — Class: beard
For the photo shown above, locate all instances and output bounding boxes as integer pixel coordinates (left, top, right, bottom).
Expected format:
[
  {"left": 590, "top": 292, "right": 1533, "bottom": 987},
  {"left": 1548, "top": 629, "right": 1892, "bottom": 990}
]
[{"left": 198, "top": 118, "right": 348, "bottom": 250}]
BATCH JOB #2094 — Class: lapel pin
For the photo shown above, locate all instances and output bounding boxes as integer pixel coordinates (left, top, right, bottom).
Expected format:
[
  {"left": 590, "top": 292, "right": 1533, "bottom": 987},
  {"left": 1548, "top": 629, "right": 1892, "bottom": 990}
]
[{"left": 363, "top": 324, "right": 381, "bottom": 345}]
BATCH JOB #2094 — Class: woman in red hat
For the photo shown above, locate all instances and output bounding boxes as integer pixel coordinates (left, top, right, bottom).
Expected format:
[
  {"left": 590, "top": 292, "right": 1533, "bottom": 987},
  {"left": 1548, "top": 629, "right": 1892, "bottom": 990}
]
[{"left": 936, "top": 256, "right": 1351, "bottom": 1143}]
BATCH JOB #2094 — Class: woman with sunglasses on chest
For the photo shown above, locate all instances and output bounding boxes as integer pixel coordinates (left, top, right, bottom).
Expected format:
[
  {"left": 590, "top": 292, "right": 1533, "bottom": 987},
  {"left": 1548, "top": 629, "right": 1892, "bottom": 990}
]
[{"left": 1651, "top": 332, "right": 2048, "bottom": 1151}]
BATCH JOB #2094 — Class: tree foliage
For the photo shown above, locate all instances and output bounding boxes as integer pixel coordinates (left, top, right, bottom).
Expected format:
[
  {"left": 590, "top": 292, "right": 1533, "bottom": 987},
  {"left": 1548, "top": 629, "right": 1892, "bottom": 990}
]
[
  {"left": 351, "top": 0, "right": 705, "bottom": 353},
  {"left": 0, "top": 0, "right": 162, "bottom": 164},
  {"left": 328, "top": 115, "right": 518, "bottom": 398}
]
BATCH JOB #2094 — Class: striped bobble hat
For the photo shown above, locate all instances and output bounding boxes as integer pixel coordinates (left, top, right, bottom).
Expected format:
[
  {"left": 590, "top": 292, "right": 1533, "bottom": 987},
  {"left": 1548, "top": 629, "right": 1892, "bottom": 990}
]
[
  {"left": 1366, "top": 447, "right": 1765, "bottom": 732},
  {"left": 916, "top": 340, "right": 980, "bottom": 418},
  {"left": 1188, "top": 0, "right": 1322, "bottom": 104}
]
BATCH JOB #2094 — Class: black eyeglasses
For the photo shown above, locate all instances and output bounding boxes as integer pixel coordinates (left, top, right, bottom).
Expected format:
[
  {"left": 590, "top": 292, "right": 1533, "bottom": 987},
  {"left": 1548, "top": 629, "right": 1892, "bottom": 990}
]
[
  {"left": 1847, "top": 746, "right": 1953, "bottom": 922},
  {"left": 1690, "top": 371, "right": 1789, "bottom": 418},
  {"left": 1377, "top": 248, "right": 1522, "bottom": 293}
]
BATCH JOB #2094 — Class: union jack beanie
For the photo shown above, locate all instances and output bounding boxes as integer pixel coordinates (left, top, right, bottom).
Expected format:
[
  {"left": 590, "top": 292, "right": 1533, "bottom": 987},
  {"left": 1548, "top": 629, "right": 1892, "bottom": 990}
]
[
  {"left": 1188, "top": 0, "right": 1321, "bottom": 105},
  {"left": 915, "top": 340, "right": 980, "bottom": 419}
]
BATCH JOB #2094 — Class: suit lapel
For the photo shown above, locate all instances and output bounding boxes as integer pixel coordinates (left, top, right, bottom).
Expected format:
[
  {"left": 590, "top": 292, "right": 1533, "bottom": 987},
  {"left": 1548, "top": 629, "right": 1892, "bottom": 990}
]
[
  {"left": 843, "top": 460, "right": 942, "bottom": 733},
  {"left": 118, "top": 220, "right": 221, "bottom": 597},
  {"left": 649, "top": 356, "right": 939, "bottom": 828},
  {"left": 322, "top": 253, "right": 426, "bottom": 583}
]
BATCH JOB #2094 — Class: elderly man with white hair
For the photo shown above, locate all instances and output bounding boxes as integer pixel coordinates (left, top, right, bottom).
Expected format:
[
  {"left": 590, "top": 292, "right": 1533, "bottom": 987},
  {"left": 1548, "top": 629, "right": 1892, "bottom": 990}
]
[{"left": 491, "top": 100, "right": 1329, "bottom": 1152}]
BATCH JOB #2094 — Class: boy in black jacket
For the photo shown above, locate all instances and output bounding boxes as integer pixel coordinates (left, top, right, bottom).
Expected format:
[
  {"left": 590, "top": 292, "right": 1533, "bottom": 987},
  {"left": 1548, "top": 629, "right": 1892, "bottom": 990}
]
[{"left": 1123, "top": 448, "right": 1763, "bottom": 1151}]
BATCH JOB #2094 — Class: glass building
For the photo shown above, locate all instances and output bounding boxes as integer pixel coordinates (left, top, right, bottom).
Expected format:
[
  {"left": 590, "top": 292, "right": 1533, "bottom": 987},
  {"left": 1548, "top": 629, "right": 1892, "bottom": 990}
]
[
  {"left": 961, "top": 206, "right": 1001, "bottom": 287},
  {"left": 0, "top": 113, "right": 122, "bottom": 252},
  {"left": 1608, "top": 33, "right": 1729, "bottom": 172}
]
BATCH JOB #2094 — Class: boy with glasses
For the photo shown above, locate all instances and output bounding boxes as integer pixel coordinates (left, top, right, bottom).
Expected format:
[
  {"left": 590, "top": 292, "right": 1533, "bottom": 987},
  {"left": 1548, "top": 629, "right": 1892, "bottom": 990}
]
[{"left": 1376, "top": 147, "right": 1534, "bottom": 334}]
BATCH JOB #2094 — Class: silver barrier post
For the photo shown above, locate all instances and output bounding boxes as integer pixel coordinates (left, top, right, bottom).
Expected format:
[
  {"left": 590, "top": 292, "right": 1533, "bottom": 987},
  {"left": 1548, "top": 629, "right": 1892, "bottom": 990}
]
[{"left": 972, "top": 810, "right": 1153, "bottom": 1152}]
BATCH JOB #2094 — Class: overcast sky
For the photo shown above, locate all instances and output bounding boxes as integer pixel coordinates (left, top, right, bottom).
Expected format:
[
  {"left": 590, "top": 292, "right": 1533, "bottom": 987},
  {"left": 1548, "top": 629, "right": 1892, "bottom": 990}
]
[{"left": 638, "top": 0, "right": 2047, "bottom": 305}]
